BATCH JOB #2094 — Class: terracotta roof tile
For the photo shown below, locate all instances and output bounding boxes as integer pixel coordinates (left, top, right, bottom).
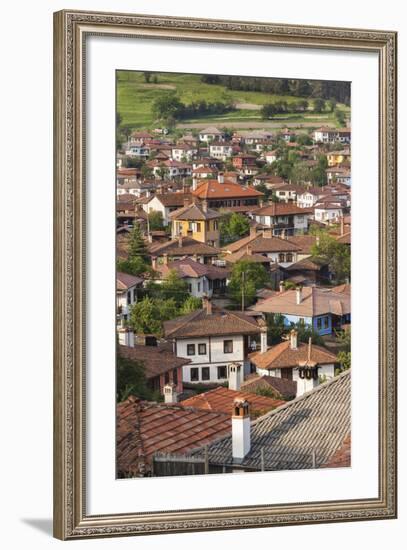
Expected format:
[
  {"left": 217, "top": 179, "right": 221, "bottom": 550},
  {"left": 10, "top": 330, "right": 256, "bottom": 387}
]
[
  {"left": 192, "top": 179, "right": 264, "bottom": 200},
  {"left": 249, "top": 340, "right": 338, "bottom": 370},
  {"left": 119, "top": 345, "right": 191, "bottom": 379}
]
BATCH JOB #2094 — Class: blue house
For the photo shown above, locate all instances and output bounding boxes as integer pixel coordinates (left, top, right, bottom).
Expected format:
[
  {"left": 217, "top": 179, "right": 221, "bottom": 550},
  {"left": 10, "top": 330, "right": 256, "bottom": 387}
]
[{"left": 251, "top": 285, "right": 351, "bottom": 336}]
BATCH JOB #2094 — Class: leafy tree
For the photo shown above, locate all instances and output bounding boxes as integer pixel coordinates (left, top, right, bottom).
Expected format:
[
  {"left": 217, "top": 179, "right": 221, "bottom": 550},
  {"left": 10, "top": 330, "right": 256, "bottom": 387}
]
[
  {"left": 117, "top": 353, "right": 150, "bottom": 402},
  {"left": 335, "top": 109, "right": 346, "bottom": 127},
  {"left": 313, "top": 98, "right": 326, "bottom": 113},
  {"left": 228, "top": 260, "right": 269, "bottom": 308},
  {"left": 152, "top": 92, "right": 184, "bottom": 121},
  {"left": 293, "top": 322, "right": 324, "bottom": 346},
  {"left": 129, "top": 296, "right": 178, "bottom": 337},
  {"left": 117, "top": 256, "right": 152, "bottom": 277},
  {"left": 156, "top": 165, "right": 169, "bottom": 181},
  {"left": 296, "top": 133, "right": 313, "bottom": 146},
  {"left": 311, "top": 233, "right": 350, "bottom": 283},
  {"left": 337, "top": 350, "right": 351, "bottom": 371},
  {"left": 261, "top": 103, "right": 277, "bottom": 120},
  {"left": 220, "top": 212, "right": 250, "bottom": 244},
  {"left": 310, "top": 155, "right": 328, "bottom": 186},
  {"left": 141, "top": 165, "right": 153, "bottom": 179},
  {"left": 266, "top": 313, "right": 286, "bottom": 345},
  {"left": 143, "top": 71, "right": 152, "bottom": 83},
  {"left": 180, "top": 295, "right": 202, "bottom": 314},
  {"left": 128, "top": 223, "right": 149, "bottom": 262},
  {"left": 148, "top": 210, "right": 164, "bottom": 230},
  {"left": 159, "top": 269, "right": 189, "bottom": 307},
  {"left": 327, "top": 98, "right": 337, "bottom": 112}
]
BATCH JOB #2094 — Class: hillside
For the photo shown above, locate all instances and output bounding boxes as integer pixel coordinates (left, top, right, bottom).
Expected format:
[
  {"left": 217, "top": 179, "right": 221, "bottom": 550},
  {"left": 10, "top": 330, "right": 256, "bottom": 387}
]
[{"left": 117, "top": 71, "right": 350, "bottom": 130}]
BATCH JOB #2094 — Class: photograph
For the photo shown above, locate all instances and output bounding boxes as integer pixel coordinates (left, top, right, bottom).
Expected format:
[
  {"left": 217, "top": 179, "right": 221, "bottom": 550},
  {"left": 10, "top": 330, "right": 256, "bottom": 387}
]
[{"left": 115, "top": 70, "right": 352, "bottom": 478}]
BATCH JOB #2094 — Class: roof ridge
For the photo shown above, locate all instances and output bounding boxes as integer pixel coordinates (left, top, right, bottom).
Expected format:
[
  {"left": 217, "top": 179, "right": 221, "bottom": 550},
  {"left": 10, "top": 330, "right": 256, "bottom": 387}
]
[{"left": 164, "top": 308, "right": 204, "bottom": 337}]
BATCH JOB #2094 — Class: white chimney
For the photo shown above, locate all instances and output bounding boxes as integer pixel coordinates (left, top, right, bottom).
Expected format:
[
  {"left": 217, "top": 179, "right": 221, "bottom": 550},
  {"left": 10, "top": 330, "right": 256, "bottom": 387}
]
[
  {"left": 192, "top": 176, "right": 198, "bottom": 191},
  {"left": 163, "top": 383, "right": 178, "bottom": 404},
  {"left": 228, "top": 362, "right": 241, "bottom": 391},
  {"left": 279, "top": 281, "right": 285, "bottom": 293},
  {"left": 202, "top": 294, "right": 212, "bottom": 315},
  {"left": 218, "top": 172, "right": 224, "bottom": 184},
  {"left": 232, "top": 399, "right": 251, "bottom": 462},
  {"left": 290, "top": 329, "right": 298, "bottom": 350},
  {"left": 296, "top": 286, "right": 303, "bottom": 304}
]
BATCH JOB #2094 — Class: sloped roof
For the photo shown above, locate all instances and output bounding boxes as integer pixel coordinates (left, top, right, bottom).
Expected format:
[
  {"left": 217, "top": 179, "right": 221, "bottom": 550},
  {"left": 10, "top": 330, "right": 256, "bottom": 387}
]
[
  {"left": 164, "top": 308, "right": 263, "bottom": 339},
  {"left": 116, "top": 272, "right": 143, "bottom": 291},
  {"left": 150, "top": 192, "right": 192, "bottom": 207},
  {"left": 249, "top": 340, "right": 338, "bottom": 370},
  {"left": 286, "top": 235, "right": 317, "bottom": 254},
  {"left": 117, "top": 397, "right": 231, "bottom": 477},
  {"left": 118, "top": 345, "right": 191, "bottom": 379},
  {"left": 192, "top": 180, "right": 264, "bottom": 200},
  {"left": 241, "top": 374, "right": 297, "bottom": 399},
  {"left": 223, "top": 234, "right": 300, "bottom": 255},
  {"left": 285, "top": 256, "right": 327, "bottom": 272},
  {"left": 199, "top": 126, "right": 224, "bottom": 134},
  {"left": 251, "top": 286, "right": 351, "bottom": 317},
  {"left": 181, "top": 387, "right": 284, "bottom": 417},
  {"left": 252, "top": 203, "right": 313, "bottom": 216},
  {"left": 155, "top": 257, "right": 229, "bottom": 280},
  {"left": 149, "top": 237, "right": 220, "bottom": 257},
  {"left": 169, "top": 202, "right": 220, "bottom": 221},
  {"left": 190, "top": 371, "right": 351, "bottom": 471}
]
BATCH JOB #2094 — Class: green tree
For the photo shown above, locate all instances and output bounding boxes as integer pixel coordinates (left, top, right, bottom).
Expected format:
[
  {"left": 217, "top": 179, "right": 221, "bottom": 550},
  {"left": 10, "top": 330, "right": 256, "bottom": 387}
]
[
  {"left": 128, "top": 223, "right": 149, "bottom": 262},
  {"left": 117, "top": 353, "right": 150, "bottom": 402},
  {"left": 117, "top": 256, "right": 151, "bottom": 277},
  {"left": 335, "top": 109, "right": 346, "bottom": 127},
  {"left": 129, "top": 296, "right": 178, "bottom": 337},
  {"left": 143, "top": 71, "right": 152, "bottom": 83},
  {"left": 152, "top": 92, "right": 184, "bottom": 121},
  {"left": 313, "top": 98, "right": 326, "bottom": 113},
  {"left": 180, "top": 295, "right": 202, "bottom": 314},
  {"left": 327, "top": 98, "right": 337, "bottom": 112},
  {"left": 337, "top": 350, "right": 351, "bottom": 370},
  {"left": 311, "top": 233, "right": 350, "bottom": 283},
  {"left": 220, "top": 212, "right": 250, "bottom": 244},
  {"left": 148, "top": 210, "right": 164, "bottom": 231},
  {"left": 261, "top": 103, "right": 277, "bottom": 120},
  {"left": 159, "top": 269, "right": 189, "bottom": 307},
  {"left": 228, "top": 260, "right": 269, "bottom": 308},
  {"left": 266, "top": 313, "right": 286, "bottom": 345}
]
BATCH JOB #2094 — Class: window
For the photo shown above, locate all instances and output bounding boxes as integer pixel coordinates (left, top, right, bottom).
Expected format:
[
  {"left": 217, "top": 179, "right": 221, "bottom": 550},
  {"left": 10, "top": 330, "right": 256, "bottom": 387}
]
[
  {"left": 190, "top": 368, "right": 199, "bottom": 381},
  {"left": 213, "top": 220, "right": 218, "bottom": 230},
  {"left": 278, "top": 253, "right": 285, "bottom": 263},
  {"left": 198, "top": 343, "right": 207, "bottom": 355},
  {"left": 187, "top": 344, "right": 196, "bottom": 356},
  {"left": 133, "top": 288, "right": 137, "bottom": 302},
  {"left": 286, "top": 253, "right": 293, "bottom": 263},
  {"left": 196, "top": 222, "right": 201, "bottom": 232},
  {"left": 217, "top": 366, "right": 227, "bottom": 379},
  {"left": 324, "top": 316, "right": 330, "bottom": 329},
  {"left": 224, "top": 340, "right": 233, "bottom": 354},
  {"left": 188, "top": 284, "right": 192, "bottom": 293},
  {"left": 164, "top": 372, "right": 170, "bottom": 384},
  {"left": 317, "top": 318, "right": 322, "bottom": 330},
  {"left": 201, "top": 367, "right": 210, "bottom": 381},
  {"left": 173, "top": 368, "right": 178, "bottom": 385},
  {"left": 197, "top": 282, "right": 201, "bottom": 292},
  {"left": 127, "top": 292, "right": 131, "bottom": 305}
]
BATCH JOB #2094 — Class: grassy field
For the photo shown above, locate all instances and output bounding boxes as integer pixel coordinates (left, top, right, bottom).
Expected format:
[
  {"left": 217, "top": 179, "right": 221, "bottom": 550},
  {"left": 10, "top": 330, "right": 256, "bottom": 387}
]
[{"left": 117, "top": 71, "right": 350, "bottom": 130}]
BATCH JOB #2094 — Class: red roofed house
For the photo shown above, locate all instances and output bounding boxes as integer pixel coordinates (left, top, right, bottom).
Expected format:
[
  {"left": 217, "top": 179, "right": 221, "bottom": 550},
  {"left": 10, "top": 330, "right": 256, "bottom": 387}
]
[
  {"left": 251, "top": 202, "right": 313, "bottom": 236},
  {"left": 192, "top": 173, "right": 264, "bottom": 210},
  {"left": 116, "top": 272, "right": 144, "bottom": 334},
  {"left": 249, "top": 330, "right": 339, "bottom": 396}
]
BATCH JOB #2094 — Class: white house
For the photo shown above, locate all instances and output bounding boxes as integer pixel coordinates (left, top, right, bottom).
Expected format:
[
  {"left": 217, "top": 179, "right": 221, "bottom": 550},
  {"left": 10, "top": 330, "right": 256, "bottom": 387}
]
[
  {"left": 164, "top": 298, "right": 267, "bottom": 384},
  {"left": 264, "top": 150, "right": 278, "bottom": 164},
  {"left": 124, "top": 143, "right": 150, "bottom": 159},
  {"left": 116, "top": 272, "right": 144, "bottom": 326},
  {"left": 209, "top": 142, "right": 234, "bottom": 160},
  {"left": 250, "top": 203, "right": 312, "bottom": 236},
  {"left": 296, "top": 188, "right": 327, "bottom": 208},
  {"left": 143, "top": 192, "right": 191, "bottom": 225},
  {"left": 313, "top": 127, "right": 351, "bottom": 144},
  {"left": 198, "top": 126, "right": 226, "bottom": 142},
  {"left": 171, "top": 145, "right": 198, "bottom": 162},
  {"left": 314, "top": 201, "right": 344, "bottom": 223},
  {"left": 249, "top": 330, "right": 338, "bottom": 397}
]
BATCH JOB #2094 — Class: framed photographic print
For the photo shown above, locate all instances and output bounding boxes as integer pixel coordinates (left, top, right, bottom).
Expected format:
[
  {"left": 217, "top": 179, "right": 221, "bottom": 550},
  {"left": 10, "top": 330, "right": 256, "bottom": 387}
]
[{"left": 53, "top": 9, "right": 397, "bottom": 540}]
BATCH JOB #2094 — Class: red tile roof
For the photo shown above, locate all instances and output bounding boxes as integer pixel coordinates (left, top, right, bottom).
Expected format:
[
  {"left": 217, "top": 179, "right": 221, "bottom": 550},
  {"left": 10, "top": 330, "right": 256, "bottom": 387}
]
[
  {"left": 155, "top": 257, "right": 229, "bottom": 280},
  {"left": 249, "top": 340, "right": 338, "bottom": 370},
  {"left": 116, "top": 272, "right": 143, "bottom": 291},
  {"left": 117, "top": 397, "right": 231, "bottom": 477},
  {"left": 241, "top": 374, "right": 297, "bottom": 399},
  {"left": 252, "top": 203, "right": 313, "bottom": 216},
  {"left": 181, "top": 386, "right": 284, "bottom": 417},
  {"left": 192, "top": 179, "right": 264, "bottom": 200},
  {"left": 118, "top": 345, "right": 191, "bottom": 379},
  {"left": 321, "top": 434, "right": 351, "bottom": 468}
]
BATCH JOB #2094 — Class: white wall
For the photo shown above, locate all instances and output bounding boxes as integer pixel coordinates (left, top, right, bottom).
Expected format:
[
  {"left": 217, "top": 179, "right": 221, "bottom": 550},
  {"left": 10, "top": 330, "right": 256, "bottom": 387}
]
[{"left": 1, "top": 1, "right": 405, "bottom": 550}]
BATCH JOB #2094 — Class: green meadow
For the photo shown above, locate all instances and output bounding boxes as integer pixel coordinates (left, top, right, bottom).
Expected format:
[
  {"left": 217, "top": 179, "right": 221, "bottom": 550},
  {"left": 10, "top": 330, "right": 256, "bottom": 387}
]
[{"left": 117, "top": 71, "right": 350, "bottom": 130}]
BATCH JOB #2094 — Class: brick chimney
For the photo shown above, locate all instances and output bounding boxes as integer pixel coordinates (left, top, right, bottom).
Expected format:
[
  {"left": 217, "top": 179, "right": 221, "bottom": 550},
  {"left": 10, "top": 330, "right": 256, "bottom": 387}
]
[
  {"left": 163, "top": 383, "right": 178, "bottom": 404},
  {"left": 296, "top": 286, "right": 303, "bottom": 304},
  {"left": 183, "top": 196, "right": 191, "bottom": 207},
  {"left": 249, "top": 226, "right": 258, "bottom": 238},
  {"left": 232, "top": 399, "right": 251, "bottom": 462},
  {"left": 290, "top": 329, "right": 298, "bottom": 350},
  {"left": 340, "top": 216, "right": 344, "bottom": 236},
  {"left": 202, "top": 294, "right": 212, "bottom": 315},
  {"left": 246, "top": 245, "right": 252, "bottom": 256},
  {"left": 228, "top": 363, "right": 241, "bottom": 391}
]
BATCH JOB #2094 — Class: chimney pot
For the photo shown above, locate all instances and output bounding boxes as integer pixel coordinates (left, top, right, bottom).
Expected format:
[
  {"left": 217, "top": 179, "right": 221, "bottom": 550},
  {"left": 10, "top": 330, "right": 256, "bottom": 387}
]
[
  {"left": 163, "top": 383, "right": 178, "bottom": 404},
  {"left": 279, "top": 281, "right": 285, "bottom": 293},
  {"left": 232, "top": 398, "right": 251, "bottom": 461},
  {"left": 218, "top": 172, "right": 225, "bottom": 184},
  {"left": 202, "top": 294, "right": 212, "bottom": 315},
  {"left": 228, "top": 363, "right": 241, "bottom": 391},
  {"left": 296, "top": 286, "right": 303, "bottom": 304},
  {"left": 290, "top": 329, "right": 298, "bottom": 350}
]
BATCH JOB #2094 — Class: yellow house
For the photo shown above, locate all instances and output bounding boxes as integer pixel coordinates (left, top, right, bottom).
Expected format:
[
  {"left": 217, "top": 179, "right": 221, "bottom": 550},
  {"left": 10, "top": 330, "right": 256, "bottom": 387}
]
[
  {"left": 326, "top": 149, "right": 351, "bottom": 167},
  {"left": 170, "top": 201, "right": 221, "bottom": 248}
]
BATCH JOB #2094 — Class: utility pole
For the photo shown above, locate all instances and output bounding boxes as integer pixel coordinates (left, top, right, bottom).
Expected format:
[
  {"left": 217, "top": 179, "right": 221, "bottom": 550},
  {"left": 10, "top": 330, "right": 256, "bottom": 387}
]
[{"left": 241, "top": 271, "right": 245, "bottom": 312}]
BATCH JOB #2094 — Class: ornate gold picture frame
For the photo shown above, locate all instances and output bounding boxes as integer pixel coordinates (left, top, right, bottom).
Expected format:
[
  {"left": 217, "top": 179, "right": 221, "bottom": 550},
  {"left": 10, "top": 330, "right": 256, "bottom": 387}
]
[{"left": 53, "top": 9, "right": 397, "bottom": 540}]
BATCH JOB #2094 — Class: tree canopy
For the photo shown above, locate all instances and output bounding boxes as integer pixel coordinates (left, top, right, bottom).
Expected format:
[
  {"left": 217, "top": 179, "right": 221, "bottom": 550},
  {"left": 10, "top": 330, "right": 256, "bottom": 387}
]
[
  {"left": 228, "top": 260, "right": 269, "bottom": 308},
  {"left": 220, "top": 212, "right": 250, "bottom": 244},
  {"left": 311, "top": 233, "right": 350, "bottom": 283}
]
